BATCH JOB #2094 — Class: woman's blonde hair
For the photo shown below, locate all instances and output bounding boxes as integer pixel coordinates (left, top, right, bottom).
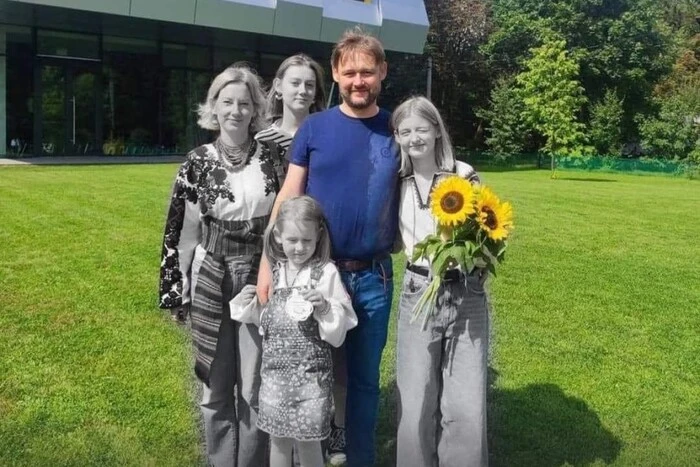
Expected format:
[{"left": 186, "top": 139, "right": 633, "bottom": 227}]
[
  {"left": 263, "top": 196, "right": 332, "bottom": 266},
  {"left": 267, "top": 54, "right": 327, "bottom": 120},
  {"left": 197, "top": 62, "right": 268, "bottom": 132},
  {"left": 390, "top": 96, "right": 456, "bottom": 177}
]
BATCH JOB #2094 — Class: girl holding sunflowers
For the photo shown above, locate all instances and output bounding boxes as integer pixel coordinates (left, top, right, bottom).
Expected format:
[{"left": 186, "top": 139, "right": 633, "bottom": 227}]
[{"left": 392, "top": 96, "right": 491, "bottom": 467}]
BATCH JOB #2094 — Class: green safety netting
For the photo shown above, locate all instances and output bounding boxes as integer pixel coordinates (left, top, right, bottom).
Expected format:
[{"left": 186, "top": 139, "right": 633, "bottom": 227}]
[{"left": 457, "top": 151, "right": 698, "bottom": 177}]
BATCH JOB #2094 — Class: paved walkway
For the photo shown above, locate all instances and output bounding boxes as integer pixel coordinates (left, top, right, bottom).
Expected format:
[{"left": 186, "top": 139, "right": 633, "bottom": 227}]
[{"left": 0, "top": 155, "right": 186, "bottom": 166}]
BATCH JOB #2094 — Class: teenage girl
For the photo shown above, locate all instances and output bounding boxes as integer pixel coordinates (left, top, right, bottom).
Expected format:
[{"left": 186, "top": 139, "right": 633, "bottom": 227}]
[
  {"left": 392, "top": 96, "right": 488, "bottom": 467},
  {"left": 255, "top": 53, "right": 327, "bottom": 190}
]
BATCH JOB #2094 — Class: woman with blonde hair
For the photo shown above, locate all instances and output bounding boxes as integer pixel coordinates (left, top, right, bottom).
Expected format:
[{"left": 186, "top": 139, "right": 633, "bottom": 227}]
[
  {"left": 392, "top": 95, "right": 486, "bottom": 467},
  {"left": 158, "top": 62, "right": 275, "bottom": 467}
]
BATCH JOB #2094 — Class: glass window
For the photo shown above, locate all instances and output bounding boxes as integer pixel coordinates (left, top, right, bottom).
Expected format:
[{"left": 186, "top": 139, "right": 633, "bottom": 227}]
[
  {"left": 103, "top": 38, "right": 161, "bottom": 154},
  {"left": 259, "top": 53, "right": 287, "bottom": 83},
  {"left": 213, "top": 47, "right": 257, "bottom": 71},
  {"left": 162, "top": 69, "right": 212, "bottom": 152},
  {"left": 37, "top": 30, "right": 99, "bottom": 60},
  {"left": 104, "top": 36, "right": 157, "bottom": 55},
  {"left": 163, "top": 43, "right": 211, "bottom": 70},
  {"left": 4, "top": 25, "right": 33, "bottom": 156},
  {"left": 39, "top": 65, "right": 66, "bottom": 155}
]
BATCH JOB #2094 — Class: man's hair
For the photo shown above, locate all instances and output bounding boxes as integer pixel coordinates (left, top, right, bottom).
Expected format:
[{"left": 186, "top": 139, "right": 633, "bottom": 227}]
[
  {"left": 331, "top": 26, "right": 386, "bottom": 69},
  {"left": 391, "top": 96, "right": 456, "bottom": 177},
  {"left": 263, "top": 195, "right": 332, "bottom": 266}
]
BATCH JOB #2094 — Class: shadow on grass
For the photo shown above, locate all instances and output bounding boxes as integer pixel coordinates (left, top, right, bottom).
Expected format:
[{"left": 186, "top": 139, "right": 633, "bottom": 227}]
[
  {"left": 376, "top": 372, "right": 621, "bottom": 467},
  {"left": 556, "top": 176, "right": 618, "bottom": 182},
  {"left": 476, "top": 165, "right": 545, "bottom": 173},
  {"left": 489, "top": 380, "right": 622, "bottom": 466},
  {"left": 376, "top": 380, "right": 398, "bottom": 467}
]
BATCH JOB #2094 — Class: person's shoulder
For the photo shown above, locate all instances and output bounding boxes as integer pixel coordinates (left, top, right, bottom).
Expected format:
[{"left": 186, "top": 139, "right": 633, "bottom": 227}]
[
  {"left": 370, "top": 108, "right": 393, "bottom": 132},
  {"left": 254, "top": 126, "right": 281, "bottom": 142},
  {"left": 183, "top": 144, "right": 213, "bottom": 164},
  {"left": 307, "top": 107, "right": 337, "bottom": 122},
  {"left": 377, "top": 108, "right": 392, "bottom": 120},
  {"left": 318, "top": 261, "right": 340, "bottom": 277},
  {"left": 178, "top": 144, "right": 214, "bottom": 178},
  {"left": 255, "top": 125, "right": 292, "bottom": 146},
  {"left": 295, "top": 108, "right": 340, "bottom": 137},
  {"left": 455, "top": 160, "right": 481, "bottom": 183}
]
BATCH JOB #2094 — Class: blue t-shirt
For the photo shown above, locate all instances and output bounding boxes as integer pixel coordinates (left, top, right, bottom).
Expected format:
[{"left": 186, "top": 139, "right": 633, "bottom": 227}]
[{"left": 289, "top": 106, "right": 399, "bottom": 261}]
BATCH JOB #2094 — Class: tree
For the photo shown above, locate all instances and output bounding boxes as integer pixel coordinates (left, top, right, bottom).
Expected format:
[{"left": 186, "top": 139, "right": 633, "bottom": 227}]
[
  {"left": 425, "top": 0, "right": 494, "bottom": 147},
  {"left": 589, "top": 89, "right": 624, "bottom": 155},
  {"left": 659, "top": 0, "right": 700, "bottom": 34},
  {"left": 475, "top": 77, "right": 533, "bottom": 159},
  {"left": 516, "top": 38, "right": 590, "bottom": 173},
  {"left": 484, "top": 0, "right": 676, "bottom": 143},
  {"left": 639, "top": 35, "right": 700, "bottom": 161}
]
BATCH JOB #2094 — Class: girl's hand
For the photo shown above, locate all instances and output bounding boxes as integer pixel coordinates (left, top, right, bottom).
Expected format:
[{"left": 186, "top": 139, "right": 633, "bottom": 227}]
[
  {"left": 301, "top": 289, "right": 328, "bottom": 312},
  {"left": 236, "top": 285, "right": 257, "bottom": 303}
]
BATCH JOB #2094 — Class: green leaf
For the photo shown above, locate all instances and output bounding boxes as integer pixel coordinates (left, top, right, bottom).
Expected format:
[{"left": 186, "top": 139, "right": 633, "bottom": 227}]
[{"left": 425, "top": 240, "right": 443, "bottom": 261}]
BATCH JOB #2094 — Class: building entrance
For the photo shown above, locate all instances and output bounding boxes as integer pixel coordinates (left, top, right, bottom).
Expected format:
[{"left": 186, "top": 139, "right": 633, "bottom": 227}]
[{"left": 37, "top": 59, "right": 100, "bottom": 155}]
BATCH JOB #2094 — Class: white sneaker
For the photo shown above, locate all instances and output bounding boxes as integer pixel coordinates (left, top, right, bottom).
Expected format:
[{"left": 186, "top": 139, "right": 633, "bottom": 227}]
[
  {"left": 328, "top": 452, "right": 347, "bottom": 466},
  {"left": 326, "top": 422, "right": 346, "bottom": 466}
]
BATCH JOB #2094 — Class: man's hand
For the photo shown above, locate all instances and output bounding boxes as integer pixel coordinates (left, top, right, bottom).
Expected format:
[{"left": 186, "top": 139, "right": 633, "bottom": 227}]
[{"left": 256, "top": 257, "right": 273, "bottom": 304}]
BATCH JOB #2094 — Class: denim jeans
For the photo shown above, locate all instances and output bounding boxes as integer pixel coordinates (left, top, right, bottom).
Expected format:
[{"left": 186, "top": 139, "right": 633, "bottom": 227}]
[
  {"left": 337, "top": 256, "right": 394, "bottom": 467},
  {"left": 396, "top": 268, "right": 489, "bottom": 467}
]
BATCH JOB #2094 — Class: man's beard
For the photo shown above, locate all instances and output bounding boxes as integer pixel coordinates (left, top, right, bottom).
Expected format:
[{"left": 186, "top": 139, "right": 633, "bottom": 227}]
[{"left": 340, "top": 87, "right": 379, "bottom": 110}]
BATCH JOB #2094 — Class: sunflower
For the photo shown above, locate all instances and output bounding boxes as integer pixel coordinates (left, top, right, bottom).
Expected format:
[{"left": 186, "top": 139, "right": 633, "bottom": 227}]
[
  {"left": 430, "top": 176, "right": 475, "bottom": 227},
  {"left": 474, "top": 186, "right": 513, "bottom": 241}
]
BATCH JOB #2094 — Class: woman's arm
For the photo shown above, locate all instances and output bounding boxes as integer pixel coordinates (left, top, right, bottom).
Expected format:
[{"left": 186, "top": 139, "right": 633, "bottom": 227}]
[{"left": 159, "top": 155, "right": 202, "bottom": 309}]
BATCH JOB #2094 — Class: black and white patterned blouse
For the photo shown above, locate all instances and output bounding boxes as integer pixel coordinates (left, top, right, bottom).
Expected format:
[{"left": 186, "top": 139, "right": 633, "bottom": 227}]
[{"left": 159, "top": 140, "right": 280, "bottom": 309}]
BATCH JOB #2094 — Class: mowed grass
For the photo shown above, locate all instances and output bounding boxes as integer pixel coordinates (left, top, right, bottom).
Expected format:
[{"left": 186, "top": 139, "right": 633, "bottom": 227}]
[{"left": 1, "top": 165, "right": 699, "bottom": 466}]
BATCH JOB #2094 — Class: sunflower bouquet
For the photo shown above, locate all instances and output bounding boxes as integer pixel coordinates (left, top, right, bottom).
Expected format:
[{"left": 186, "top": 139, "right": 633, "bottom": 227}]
[{"left": 411, "top": 175, "right": 514, "bottom": 328}]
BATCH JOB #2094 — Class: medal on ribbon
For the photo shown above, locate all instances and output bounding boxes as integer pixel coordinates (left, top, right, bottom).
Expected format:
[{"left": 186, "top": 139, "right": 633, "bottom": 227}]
[{"left": 285, "top": 289, "right": 314, "bottom": 321}]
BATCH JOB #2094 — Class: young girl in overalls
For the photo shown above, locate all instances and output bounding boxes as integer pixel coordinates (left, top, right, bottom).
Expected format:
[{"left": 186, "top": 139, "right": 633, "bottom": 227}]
[
  {"left": 230, "top": 195, "right": 358, "bottom": 467},
  {"left": 392, "top": 96, "right": 489, "bottom": 467}
]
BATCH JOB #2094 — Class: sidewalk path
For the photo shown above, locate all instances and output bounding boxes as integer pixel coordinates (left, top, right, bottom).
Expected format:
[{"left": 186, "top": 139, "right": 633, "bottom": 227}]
[{"left": 0, "top": 155, "right": 186, "bottom": 166}]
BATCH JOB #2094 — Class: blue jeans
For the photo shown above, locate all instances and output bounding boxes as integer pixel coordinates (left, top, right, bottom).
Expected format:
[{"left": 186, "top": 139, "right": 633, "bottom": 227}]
[{"left": 338, "top": 256, "right": 393, "bottom": 467}]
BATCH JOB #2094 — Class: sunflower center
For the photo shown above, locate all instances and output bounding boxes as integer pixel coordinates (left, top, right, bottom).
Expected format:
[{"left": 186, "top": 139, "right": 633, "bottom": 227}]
[
  {"left": 440, "top": 191, "right": 464, "bottom": 214},
  {"left": 482, "top": 207, "right": 498, "bottom": 229}
]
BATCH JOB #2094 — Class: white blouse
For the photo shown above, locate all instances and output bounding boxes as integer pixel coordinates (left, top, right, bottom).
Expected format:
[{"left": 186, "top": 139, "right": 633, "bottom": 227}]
[
  {"left": 229, "top": 261, "right": 358, "bottom": 347},
  {"left": 398, "top": 161, "right": 480, "bottom": 267}
]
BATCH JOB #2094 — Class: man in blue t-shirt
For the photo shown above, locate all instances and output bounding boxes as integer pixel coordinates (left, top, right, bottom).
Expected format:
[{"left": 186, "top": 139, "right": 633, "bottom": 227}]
[{"left": 257, "top": 29, "right": 399, "bottom": 467}]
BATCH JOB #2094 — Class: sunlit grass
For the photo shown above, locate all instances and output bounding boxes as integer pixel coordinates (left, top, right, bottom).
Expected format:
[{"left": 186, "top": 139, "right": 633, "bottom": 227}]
[{"left": 1, "top": 165, "right": 698, "bottom": 466}]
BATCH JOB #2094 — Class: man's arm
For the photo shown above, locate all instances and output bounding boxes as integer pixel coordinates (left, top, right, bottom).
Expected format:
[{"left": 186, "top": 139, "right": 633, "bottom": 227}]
[{"left": 256, "top": 163, "right": 308, "bottom": 303}]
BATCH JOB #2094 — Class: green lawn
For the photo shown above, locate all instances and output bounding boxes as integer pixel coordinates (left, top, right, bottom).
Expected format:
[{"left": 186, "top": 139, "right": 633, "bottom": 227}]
[{"left": 1, "top": 165, "right": 698, "bottom": 466}]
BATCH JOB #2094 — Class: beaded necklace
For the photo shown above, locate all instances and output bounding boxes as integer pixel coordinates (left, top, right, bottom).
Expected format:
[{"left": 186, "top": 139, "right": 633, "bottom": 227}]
[{"left": 215, "top": 137, "right": 256, "bottom": 169}]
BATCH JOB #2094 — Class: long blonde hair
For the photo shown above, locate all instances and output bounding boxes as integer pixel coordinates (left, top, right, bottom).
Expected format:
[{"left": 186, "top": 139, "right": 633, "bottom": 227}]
[
  {"left": 263, "top": 196, "right": 332, "bottom": 266},
  {"left": 391, "top": 96, "right": 456, "bottom": 177}
]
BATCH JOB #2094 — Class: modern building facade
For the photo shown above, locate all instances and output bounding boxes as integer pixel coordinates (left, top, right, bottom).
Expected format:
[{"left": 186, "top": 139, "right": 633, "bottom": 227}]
[{"left": 0, "top": 0, "right": 428, "bottom": 156}]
